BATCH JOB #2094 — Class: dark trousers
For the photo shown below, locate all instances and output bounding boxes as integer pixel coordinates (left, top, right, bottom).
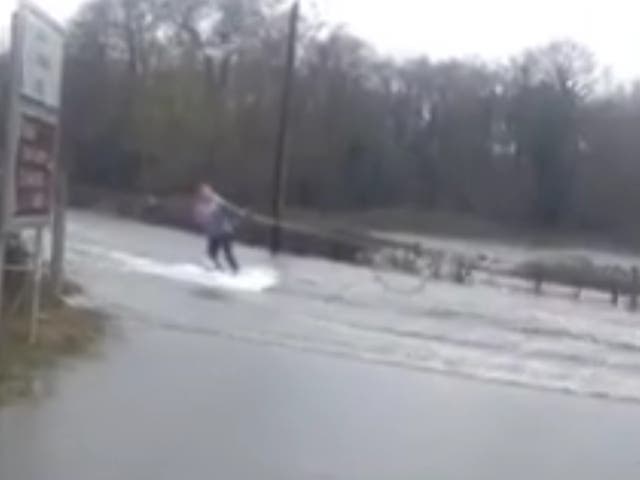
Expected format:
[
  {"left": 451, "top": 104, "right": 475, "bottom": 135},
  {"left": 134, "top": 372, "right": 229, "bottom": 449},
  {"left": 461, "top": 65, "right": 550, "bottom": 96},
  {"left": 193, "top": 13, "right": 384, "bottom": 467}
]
[{"left": 207, "top": 234, "right": 239, "bottom": 272}]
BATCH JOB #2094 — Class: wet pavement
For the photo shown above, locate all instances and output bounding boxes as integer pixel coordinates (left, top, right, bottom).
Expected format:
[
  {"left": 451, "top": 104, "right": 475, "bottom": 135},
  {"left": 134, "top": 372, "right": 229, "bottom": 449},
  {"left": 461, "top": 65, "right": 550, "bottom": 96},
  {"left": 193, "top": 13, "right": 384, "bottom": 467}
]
[{"left": 2, "top": 211, "right": 640, "bottom": 479}]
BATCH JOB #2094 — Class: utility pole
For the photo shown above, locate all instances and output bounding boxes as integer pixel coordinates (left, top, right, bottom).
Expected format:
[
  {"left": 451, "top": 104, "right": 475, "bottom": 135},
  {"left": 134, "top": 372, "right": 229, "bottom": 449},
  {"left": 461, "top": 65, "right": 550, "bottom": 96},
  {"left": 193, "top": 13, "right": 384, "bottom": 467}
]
[{"left": 270, "top": 1, "right": 299, "bottom": 255}]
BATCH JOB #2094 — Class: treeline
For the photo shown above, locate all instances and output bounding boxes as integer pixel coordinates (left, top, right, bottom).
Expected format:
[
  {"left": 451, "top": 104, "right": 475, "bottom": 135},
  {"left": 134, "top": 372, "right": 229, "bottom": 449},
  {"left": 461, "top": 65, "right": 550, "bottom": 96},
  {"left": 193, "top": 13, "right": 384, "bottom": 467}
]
[{"left": 6, "top": 0, "right": 640, "bottom": 232}]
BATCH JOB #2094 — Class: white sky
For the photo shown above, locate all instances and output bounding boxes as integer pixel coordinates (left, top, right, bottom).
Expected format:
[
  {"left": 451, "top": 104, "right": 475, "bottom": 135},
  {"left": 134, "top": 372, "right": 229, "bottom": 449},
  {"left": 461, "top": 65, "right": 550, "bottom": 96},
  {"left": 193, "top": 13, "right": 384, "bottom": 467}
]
[{"left": 2, "top": 0, "right": 639, "bottom": 79}]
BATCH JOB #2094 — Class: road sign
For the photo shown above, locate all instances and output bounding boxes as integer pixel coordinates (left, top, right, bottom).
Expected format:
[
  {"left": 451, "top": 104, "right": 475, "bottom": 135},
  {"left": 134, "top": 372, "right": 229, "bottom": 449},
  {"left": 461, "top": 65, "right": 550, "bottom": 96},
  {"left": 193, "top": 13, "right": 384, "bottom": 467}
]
[
  {"left": 19, "top": 3, "right": 65, "bottom": 110},
  {"left": 16, "top": 114, "right": 56, "bottom": 216},
  {"left": 3, "top": 2, "right": 64, "bottom": 226}
]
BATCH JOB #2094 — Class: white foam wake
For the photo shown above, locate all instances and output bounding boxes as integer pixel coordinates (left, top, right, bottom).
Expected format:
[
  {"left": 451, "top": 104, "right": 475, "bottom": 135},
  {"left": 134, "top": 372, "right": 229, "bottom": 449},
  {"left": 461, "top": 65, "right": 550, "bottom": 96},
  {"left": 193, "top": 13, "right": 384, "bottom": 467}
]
[
  {"left": 72, "top": 244, "right": 278, "bottom": 292},
  {"left": 123, "top": 256, "right": 278, "bottom": 292}
]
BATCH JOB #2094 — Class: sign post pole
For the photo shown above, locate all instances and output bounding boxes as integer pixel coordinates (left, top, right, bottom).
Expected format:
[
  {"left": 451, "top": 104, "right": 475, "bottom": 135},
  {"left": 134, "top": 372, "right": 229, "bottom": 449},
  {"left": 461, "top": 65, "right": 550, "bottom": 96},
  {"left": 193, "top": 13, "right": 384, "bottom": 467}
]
[
  {"left": 0, "top": 11, "right": 25, "bottom": 351},
  {"left": 29, "top": 227, "right": 44, "bottom": 345},
  {"left": 51, "top": 113, "right": 67, "bottom": 298},
  {"left": 0, "top": 2, "right": 65, "bottom": 352},
  {"left": 50, "top": 158, "right": 67, "bottom": 298}
]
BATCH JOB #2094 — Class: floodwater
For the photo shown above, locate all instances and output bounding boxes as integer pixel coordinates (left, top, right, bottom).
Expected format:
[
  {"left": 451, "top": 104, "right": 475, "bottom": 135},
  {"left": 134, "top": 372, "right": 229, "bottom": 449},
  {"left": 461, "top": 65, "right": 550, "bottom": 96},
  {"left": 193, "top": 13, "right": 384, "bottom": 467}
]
[
  {"left": 2, "top": 211, "right": 640, "bottom": 479},
  {"left": 61, "top": 212, "right": 640, "bottom": 402}
]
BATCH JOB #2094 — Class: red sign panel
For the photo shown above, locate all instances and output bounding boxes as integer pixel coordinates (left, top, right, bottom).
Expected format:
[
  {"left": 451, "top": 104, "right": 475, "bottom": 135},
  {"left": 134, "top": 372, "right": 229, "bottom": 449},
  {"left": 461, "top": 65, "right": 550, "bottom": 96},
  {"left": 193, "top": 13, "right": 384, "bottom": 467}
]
[{"left": 15, "top": 114, "right": 55, "bottom": 217}]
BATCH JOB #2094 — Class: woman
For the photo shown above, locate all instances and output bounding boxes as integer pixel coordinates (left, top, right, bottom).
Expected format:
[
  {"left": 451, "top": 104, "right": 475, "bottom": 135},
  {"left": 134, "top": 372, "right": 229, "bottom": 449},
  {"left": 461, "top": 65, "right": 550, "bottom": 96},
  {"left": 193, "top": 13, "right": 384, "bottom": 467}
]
[{"left": 194, "top": 183, "right": 243, "bottom": 273}]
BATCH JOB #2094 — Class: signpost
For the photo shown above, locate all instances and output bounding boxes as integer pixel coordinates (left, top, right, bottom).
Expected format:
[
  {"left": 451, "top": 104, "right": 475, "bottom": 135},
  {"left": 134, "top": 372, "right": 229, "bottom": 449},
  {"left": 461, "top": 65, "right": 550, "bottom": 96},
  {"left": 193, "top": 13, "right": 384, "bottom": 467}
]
[{"left": 0, "top": 2, "right": 65, "bottom": 347}]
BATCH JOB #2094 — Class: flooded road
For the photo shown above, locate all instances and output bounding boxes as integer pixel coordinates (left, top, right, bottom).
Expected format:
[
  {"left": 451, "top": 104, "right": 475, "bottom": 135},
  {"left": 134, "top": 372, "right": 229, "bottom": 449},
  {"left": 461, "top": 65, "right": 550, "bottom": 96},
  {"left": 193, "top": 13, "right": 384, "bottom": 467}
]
[{"left": 2, "top": 211, "right": 640, "bottom": 479}]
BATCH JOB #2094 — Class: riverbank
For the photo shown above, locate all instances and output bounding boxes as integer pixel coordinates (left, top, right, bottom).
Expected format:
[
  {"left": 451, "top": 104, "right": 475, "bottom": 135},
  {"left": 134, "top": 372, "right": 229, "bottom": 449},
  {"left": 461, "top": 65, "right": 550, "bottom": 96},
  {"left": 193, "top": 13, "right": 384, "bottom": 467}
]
[
  {"left": 0, "top": 292, "right": 106, "bottom": 406},
  {"left": 0, "top": 232, "right": 107, "bottom": 406},
  {"left": 70, "top": 185, "right": 640, "bottom": 253}
]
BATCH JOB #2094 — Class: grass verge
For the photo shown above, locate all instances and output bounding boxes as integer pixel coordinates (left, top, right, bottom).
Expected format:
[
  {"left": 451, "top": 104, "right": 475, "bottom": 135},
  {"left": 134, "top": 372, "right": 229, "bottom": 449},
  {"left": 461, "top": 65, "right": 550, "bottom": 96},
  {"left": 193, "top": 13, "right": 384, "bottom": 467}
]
[{"left": 0, "top": 303, "right": 107, "bottom": 406}]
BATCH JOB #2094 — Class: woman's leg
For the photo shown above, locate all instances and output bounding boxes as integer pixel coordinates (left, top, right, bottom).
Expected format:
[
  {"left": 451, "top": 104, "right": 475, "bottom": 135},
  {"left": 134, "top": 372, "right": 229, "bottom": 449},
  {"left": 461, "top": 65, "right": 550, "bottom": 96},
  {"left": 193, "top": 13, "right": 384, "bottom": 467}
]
[
  {"left": 207, "top": 236, "right": 223, "bottom": 269},
  {"left": 221, "top": 235, "right": 239, "bottom": 273}
]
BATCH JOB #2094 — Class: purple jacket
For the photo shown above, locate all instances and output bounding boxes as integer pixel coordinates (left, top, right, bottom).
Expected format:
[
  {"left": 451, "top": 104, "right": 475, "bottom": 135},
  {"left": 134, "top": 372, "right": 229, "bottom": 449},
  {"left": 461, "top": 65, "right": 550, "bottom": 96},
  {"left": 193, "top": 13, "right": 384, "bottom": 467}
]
[{"left": 194, "top": 195, "right": 237, "bottom": 237}]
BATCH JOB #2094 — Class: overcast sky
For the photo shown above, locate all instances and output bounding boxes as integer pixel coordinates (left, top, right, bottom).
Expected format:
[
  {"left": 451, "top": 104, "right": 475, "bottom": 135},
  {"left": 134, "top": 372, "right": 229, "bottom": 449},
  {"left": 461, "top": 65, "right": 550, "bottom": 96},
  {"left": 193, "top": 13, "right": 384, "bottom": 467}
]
[{"left": 2, "top": 0, "right": 639, "bottom": 80}]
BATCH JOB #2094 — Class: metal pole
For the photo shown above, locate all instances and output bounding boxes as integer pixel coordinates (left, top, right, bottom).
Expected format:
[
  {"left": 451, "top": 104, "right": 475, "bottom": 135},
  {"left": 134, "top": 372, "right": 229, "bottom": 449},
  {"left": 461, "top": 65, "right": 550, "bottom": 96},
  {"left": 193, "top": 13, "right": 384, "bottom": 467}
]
[
  {"left": 270, "top": 1, "right": 299, "bottom": 255},
  {"left": 29, "top": 227, "right": 44, "bottom": 345},
  {"left": 0, "top": 11, "right": 23, "bottom": 351},
  {"left": 50, "top": 126, "right": 67, "bottom": 298}
]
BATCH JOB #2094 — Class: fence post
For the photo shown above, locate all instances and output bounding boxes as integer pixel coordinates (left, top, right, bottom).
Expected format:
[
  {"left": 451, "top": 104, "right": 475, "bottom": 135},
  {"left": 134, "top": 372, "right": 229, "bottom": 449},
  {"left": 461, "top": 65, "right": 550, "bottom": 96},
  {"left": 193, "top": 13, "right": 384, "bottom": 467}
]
[
  {"left": 573, "top": 285, "right": 582, "bottom": 300},
  {"left": 534, "top": 273, "right": 543, "bottom": 295},
  {"left": 630, "top": 266, "right": 639, "bottom": 311},
  {"left": 611, "top": 286, "right": 619, "bottom": 306},
  {"left": 453, "top": 258, "right": 465, "bottom": 284}
]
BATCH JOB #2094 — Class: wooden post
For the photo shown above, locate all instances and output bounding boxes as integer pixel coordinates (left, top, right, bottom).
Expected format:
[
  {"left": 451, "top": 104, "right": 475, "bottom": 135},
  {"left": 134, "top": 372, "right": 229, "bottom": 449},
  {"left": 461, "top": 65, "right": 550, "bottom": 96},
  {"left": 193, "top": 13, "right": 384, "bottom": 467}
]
[
  {"left": 534, "top": 274, "right": 543, "bottom": 295},
  {"left": 51, "top": 61, "right": 67, "bottom": 299},
  {"left": 453, "top": 258, "right": 469, "bottom": 284},
  {"left": 431, "top": 252, "right": 444, "bottom": 280},
  {"left": 50, "top": 156, "right": 67, "bottom": 298},
  {"left": 629, "top": 266, "right": 639, "bottom": 311},
  {"left": 611, "top": 286, "right": 619, "bottom": 306},
  {"left": 29, "top": 228, "right": 44, "bottom": 345},
  {"left": 270, "top": 1, "right": 299, "bottom": 255},
  {"left": 573, "top": 277, "right": 583, "bottom": 300},
  {"left": 573, "top": 286, "right": 582, "bottom": 301}
]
